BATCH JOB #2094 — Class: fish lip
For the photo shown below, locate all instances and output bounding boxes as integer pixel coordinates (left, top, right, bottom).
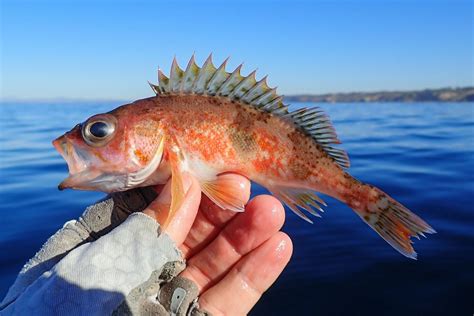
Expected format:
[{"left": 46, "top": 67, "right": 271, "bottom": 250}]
[{"left": 57, "top": 169, "right": 128, "bottom": 193}]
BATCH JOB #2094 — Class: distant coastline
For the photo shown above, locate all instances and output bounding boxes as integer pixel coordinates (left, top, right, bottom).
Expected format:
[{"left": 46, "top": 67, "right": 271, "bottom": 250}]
[
  {"left": 286, "top": 87, "right": 474, "bottom": 103},
  {"left": 2, "top": 87, "right": 473, "bottom": 104}
]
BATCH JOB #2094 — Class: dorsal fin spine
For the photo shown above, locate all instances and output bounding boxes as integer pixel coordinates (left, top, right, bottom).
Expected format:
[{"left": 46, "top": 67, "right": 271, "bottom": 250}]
[
  {"left": 206, "top": 57, "right": 230, "bottom": 95},
  {"left": 228, "top": 70, "right": 257, "bottom": 100},
  {"left": 158, "top": 69, "right": 169, "bottom": 93},
  {"left": 216, "top": 64, "right": 244, "bottom": 96},
  {"left": 193, "top": 54, "right": 216, "bottom": 94},
  {"left": 271, "top": 105, "right": 289, "bottom": 115},
  {"left": 170, "top": 57, "right": 184, "bottom": 93},
  {"left": 262, "top": 96, "right": 284, "bottom": 111},
  {"left": 253, "top": 87, "right": 277, "bottom": 108},
  {"left": 148, "top": 81, "right": 160, "bottom": 95},
  {"left": 241, "top": 76, "right": 269, "bottom": 104},
  {"left": 181, "top": 54, "right": 199, "bottom": 93}
]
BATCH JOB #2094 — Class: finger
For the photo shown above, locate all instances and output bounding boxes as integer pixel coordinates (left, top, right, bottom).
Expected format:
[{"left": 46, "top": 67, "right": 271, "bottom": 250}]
[
  {"left": 143, "top": 174, "right": 202, "bottom": 245},
  {"left": 164, "top": 175, "right": 201, "bottom": 244},
  {"left": 180, "top": 195, "right": 285, "bottom": 292},
  {"left": 181, "top": 173, "right": 251, "bottom": 258},
  {"left": 142, "top": 180, "right": 173, "bottom": 223},
  {"left": 199, "top": 232, "right": 293, "bottom": 315}
]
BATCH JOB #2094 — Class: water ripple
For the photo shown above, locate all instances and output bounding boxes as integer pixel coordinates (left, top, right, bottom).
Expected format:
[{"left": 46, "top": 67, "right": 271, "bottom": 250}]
[{"left": 1, "top": 102, "right": 473, "bottom": 315}]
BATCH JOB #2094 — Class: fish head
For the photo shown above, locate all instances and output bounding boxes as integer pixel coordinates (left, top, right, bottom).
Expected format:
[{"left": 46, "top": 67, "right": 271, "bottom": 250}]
[{"left": 53, "top": 105, "right": 165, "bottom": 193}]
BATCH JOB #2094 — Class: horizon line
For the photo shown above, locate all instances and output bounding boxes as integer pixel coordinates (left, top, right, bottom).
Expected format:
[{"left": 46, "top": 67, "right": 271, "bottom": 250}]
[{"left": 1, "top": 86, "right": 472, "bottom": 103}]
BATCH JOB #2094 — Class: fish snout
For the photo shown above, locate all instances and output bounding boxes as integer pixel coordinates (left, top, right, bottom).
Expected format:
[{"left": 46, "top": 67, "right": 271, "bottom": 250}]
[{"left": 53, "top": 136, "right": 68, "bottom": 157}]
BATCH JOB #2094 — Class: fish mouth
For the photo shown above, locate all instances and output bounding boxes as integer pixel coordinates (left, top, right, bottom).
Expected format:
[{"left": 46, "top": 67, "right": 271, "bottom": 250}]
[
  {"left": 52, "top": 136, "right": 127, "bottom": 192},
  {"left": 53, "top": 136, "right": 88, "bottom": 175}
]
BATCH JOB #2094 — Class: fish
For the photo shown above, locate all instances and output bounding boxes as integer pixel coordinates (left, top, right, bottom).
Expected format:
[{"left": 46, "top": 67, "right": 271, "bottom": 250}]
[{"left": 53, "top": 54, "right": 435, "bottom": 259}]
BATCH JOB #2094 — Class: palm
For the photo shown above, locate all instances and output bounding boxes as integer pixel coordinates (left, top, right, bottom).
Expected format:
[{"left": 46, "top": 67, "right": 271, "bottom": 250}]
[{"left": 145, "top": 174, "right": 293, "bottom": 315}]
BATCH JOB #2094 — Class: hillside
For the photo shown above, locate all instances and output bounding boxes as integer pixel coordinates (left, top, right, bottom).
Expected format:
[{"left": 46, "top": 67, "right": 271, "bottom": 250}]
[{"left": 285, "top": 87, "right": 474, "bottom": 103}]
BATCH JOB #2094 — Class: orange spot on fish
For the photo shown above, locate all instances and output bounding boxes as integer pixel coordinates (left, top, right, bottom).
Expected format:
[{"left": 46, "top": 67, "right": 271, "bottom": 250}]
[
  {"left": 134, "top": 149, "right": 149, "bottom": 164},
  {"left": 93, "top": 151, "right": 107, "bottom": 163}
]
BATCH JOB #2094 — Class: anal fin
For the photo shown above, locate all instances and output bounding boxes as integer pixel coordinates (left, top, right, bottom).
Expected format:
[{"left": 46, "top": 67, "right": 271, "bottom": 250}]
[{"left": 268, "top": 186, "right": 326, "bottom": 224}]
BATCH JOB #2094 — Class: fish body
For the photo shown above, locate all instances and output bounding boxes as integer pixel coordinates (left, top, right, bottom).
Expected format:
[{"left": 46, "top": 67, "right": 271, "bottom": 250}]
[
  {"left": 53, "top": 55, "right": 435, "bottom": 259},
  {"left": 122, "top": 95, "right": 342, "bottom": 191}
]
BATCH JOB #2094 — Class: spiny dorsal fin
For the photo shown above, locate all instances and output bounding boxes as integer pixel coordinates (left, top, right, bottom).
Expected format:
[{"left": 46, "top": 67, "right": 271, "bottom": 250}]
[{"left": 149, "top": 55, "right": 349, "bottom": 168}]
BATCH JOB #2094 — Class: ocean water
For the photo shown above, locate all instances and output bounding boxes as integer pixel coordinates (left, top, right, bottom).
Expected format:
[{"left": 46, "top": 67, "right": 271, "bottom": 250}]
[{"left": 0, "top": 101, "right": 473, "bottom": 315}]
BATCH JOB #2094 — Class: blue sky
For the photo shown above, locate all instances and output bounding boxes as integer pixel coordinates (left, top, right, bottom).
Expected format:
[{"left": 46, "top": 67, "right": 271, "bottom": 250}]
[{"left": 1, "top": 0, "right": 472, "bottom": 100}]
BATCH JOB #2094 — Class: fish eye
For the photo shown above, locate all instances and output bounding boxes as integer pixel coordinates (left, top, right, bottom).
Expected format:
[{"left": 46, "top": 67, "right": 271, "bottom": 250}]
[
  {"left": 82, "top": 115, "right": 117, "bottom": 147},
  {"left": 89, "top": 122, "right": 109, "bottom": 138}
]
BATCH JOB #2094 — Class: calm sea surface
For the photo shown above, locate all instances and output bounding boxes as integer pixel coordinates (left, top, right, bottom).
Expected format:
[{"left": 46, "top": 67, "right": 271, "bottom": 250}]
[{"left": 0, "top": 102, "right": 473, "bottom": 315}]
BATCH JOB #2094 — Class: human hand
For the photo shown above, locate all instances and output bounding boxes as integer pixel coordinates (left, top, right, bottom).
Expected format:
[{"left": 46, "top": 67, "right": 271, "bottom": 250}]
[
  {"left": 2, "top": 173, "right": 291, "bottom": 315},
  {"left": 144, "top": 173, "right": 293, "bottom": 315}
]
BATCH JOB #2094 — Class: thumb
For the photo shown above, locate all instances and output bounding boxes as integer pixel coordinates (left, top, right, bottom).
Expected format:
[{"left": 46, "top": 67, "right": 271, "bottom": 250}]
[{"left": 143, "top": 173, "right": 201, "bottom": 245}]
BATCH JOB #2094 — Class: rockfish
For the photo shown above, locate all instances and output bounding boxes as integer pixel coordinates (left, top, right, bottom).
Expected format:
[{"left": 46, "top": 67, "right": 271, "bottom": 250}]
[{"left": 53, "top": 55, "right": 435, "bottom": 259}]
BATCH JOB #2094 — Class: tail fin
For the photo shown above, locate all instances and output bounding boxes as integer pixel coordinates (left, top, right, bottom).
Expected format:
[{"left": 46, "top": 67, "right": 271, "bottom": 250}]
[{"left": 354, "top": 186, "right": 436, "bottom": 259}]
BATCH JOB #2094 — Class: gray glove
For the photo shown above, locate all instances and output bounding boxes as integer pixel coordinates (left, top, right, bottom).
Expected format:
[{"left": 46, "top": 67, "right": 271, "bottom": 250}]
[
  {"left": 1, "top": 188, "right": 210, "bottom": 316},
  {"left": 115, "top": 266, "right": 210, "bottom": 316}
]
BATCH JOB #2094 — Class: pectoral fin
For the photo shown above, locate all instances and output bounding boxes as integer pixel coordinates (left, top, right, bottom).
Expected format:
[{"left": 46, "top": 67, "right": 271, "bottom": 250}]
[
  {"left": 163, "top": 148, "right": 186, "bottom": 227},
  {"left": 200, "top": 174, "right": 247, "bottom": 212}
]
